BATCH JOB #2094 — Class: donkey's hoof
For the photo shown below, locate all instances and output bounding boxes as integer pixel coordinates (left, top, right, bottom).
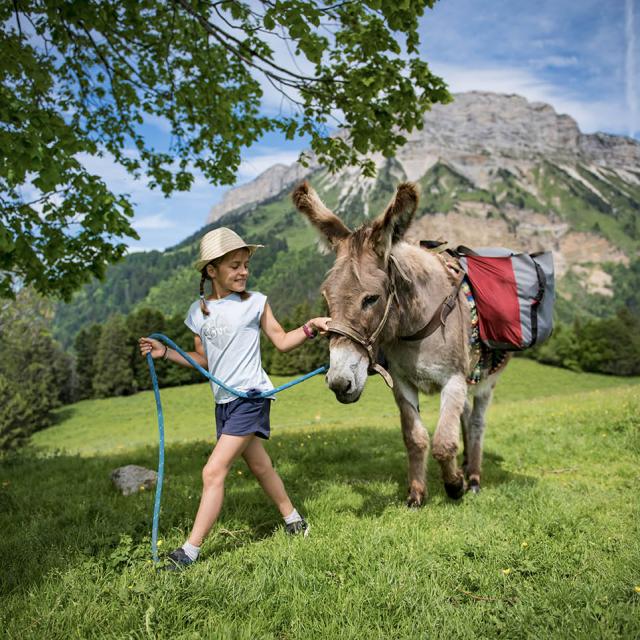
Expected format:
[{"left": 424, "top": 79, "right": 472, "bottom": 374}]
[
  {"left": 406, "top": 490, "right": 425, "bottom": 508},
  {"left": 468, "top": 479, "right": 481, "bottom": 495},
  {"left": 444, "top": 478, "right": 465, "bottom": 500},
  {"left": 407, "top": 496, "right": 424, "bottom": 509}
]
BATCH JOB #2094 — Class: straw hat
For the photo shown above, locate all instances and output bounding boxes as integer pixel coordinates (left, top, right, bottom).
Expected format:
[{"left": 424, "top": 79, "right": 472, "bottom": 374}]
[{"left": 194, "top": 228, "right": 263, "bottom": 271}]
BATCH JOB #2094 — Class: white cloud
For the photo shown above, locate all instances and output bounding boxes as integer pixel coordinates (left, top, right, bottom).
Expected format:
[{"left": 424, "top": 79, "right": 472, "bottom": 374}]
[
  {"left": 76, "top": 151, "right": 147, "bottom": 198},
  {"left": 420, "top": 0, "right": 637, "bottom": 138},
  {"left": 252, "top": 32, "right": 309, "bottom": 117},
  {"left": 125, "top": 245, "right": 165, "bottom": 254},
  {"left": 626, "top": 0, "right": 638, "bottom": 137},
  {"left": 134, "top": 214, "right": 176, "bottom": 231},
  {"left": 530, "top": 55, "right": 579, "bottom": 69}
]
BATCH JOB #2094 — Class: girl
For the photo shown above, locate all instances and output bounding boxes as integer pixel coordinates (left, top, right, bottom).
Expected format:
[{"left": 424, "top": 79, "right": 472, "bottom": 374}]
[{"left": 139, "top": 227, "right": 330, "bottom": 571}]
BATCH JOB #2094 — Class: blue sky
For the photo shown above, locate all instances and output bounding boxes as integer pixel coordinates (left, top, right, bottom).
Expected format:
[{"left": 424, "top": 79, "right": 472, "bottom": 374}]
[{"left": 114, "top": 0, "right": 638, "bottom": 253}]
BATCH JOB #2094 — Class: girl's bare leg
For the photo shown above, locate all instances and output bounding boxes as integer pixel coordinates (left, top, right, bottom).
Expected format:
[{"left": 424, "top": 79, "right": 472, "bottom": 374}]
[
  {"left": 242, "top": 438, "right": 294, "bottom": 517},
  {"left": 187, "top": 434, "right": 253, "bottom": 546}
]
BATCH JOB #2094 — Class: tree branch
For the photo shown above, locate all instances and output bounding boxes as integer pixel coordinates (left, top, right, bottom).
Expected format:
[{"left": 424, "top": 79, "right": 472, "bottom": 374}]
[
  {"left": 174, "top": 0, "right": 322, "bottom": 83},
  {"left": 12, "top": 0, "right": 23, "bottom": 38}
]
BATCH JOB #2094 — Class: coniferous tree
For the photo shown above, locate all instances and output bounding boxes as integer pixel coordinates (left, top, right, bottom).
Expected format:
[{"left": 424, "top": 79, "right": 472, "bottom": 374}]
[
  {"left": 0, "top": 374, "right": 33, "bottom": 450},
  {"left": 575, "top": 310, "right": 640, "bottom": 376},
  {"left": 268, "top": 313, "right": 299, "bottom": 376},
  {"left": 267, "top": 299, "right": 329, "bottom": 375},
  {"left": 17, "top": 331, "right": 70, "bottom": 424},
  {"left": 290, "top": 299, "right": 330, "bottom": 372},
  {"left": 127, "top": 308, "right": 166, "bottom": 392},
  {"left": 93, "top": 314, "right": 135, "bottom": 397},
  {"left": 74, "top": 324, "right": 103, "bottom": 400}
]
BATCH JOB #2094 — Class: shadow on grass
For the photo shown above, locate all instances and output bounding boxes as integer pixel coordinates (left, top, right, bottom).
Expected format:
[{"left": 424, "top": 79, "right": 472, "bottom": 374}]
[
  {"left": 49, "top": 406, "right": 76, "bottom": 426},
  {"left": 267, "top": 429, "right": 536, "bottom": 520},
  {"left": 0, "top": 426, "right": 536, "bottom": 596}
]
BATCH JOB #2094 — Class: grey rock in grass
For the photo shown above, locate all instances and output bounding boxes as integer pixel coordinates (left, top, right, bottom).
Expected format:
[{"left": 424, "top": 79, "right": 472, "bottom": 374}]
[{"left": 111, "top": 465, "right": 157, "bottom": 496}]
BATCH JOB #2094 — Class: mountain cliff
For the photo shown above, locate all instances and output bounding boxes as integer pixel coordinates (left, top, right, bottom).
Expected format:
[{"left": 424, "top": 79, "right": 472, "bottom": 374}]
[{"left": 208, "top": 92, "right": 638, "bottom": 217}]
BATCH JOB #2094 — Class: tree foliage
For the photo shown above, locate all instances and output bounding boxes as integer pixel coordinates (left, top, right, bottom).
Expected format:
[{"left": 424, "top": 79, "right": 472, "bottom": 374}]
[
  {"left": 92, "top": 313, "right": 135, "bottom": 397},
  {"left": 0, "top": 289, "right": 73, "bottom": 449},
  {"left": 73, "top": 323, "right": 103, "bottom": 400},
  {"left": 530, "top": 308, "right": 640, "bottom": 377},
  {"left": 1, "top": 0, "right": 449, "bottom": 300},
  {"left": 262, "top": 298, "right": 328, "bottom": 374}
]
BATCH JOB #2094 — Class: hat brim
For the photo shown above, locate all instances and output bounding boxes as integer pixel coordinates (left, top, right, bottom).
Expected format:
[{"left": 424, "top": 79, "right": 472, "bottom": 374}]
[{"left": 194, "top": 243, "right": 263, "bottom": 271}]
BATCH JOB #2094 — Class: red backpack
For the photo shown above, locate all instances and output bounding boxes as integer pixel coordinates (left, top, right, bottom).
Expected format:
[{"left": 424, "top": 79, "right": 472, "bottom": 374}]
[
  {"left": 456, "top": 246, "right": 555, "bottom": 350},
  {"left": 421, "top": 242, "right": 555, "bottom": 351}
]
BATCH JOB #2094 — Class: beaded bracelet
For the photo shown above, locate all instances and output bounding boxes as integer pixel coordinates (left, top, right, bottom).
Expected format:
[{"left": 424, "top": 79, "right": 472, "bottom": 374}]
[{"left": 302, "top": 323, "right": 317, "bottom": 339}]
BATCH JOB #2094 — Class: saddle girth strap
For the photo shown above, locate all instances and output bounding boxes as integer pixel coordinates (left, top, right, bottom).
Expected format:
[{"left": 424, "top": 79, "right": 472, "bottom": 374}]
[{"left": 399, "top": 274, "right": 465, "bottom": 342}]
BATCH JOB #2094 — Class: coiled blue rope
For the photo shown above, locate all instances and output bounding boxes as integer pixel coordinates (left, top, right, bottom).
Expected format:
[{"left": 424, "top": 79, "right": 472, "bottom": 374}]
[{"left": 145, "top": 332, "right": 328, "bottom": 563}]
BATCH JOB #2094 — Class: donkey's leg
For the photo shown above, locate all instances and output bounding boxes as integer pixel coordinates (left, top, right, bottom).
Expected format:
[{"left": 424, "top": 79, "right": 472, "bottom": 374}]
[
  {"left": 392, "top": 378, "right": 430, "bottom": 507},
  {"left": 432, "top": 374, "right": 467, "bottom": 500},
  {"left": 465, "top": 383, "right": 494, "bottom": 494},
  {"left": 460, "top": 397, "right": 472, "bottom": 474}
]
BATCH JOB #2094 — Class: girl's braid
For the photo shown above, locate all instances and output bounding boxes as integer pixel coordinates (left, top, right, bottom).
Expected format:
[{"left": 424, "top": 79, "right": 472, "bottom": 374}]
[{"left": 199, "top": 270, "right": 210, "bottom": 316}]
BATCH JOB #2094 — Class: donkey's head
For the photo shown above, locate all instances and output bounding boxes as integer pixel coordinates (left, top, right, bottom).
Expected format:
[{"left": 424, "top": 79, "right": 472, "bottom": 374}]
[{"left": 292, "top": 180, "right": 419, "bottom": 403}]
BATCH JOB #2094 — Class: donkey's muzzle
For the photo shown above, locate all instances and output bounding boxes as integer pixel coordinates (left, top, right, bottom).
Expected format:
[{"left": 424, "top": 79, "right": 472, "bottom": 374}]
[{"left": 326, "top": 320, "right": 394, "bottom": 389}]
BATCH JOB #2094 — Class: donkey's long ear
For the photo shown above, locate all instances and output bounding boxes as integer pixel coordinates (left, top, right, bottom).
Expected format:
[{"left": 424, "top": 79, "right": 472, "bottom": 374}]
[
  {"left": 292, "top": 181, "right": 351, "bottom": 250},
  {"left": 371, "top": 182, "right": 419, "bottom": 258}
]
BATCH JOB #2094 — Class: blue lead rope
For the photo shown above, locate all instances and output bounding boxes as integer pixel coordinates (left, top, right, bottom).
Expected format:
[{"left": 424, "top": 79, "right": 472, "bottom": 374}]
[{"left": 145, "top": 332, "right": 328, "bottom": 563}]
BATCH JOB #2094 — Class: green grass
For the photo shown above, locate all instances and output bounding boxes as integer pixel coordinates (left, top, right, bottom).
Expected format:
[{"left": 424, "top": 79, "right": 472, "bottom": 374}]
[{"left": 2, "top": 360, "right": 640, "bottom": 638}]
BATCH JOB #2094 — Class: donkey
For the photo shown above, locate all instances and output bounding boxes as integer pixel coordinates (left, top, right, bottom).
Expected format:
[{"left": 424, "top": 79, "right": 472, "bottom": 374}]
[{"left": 292, "top": 180, "right": 509, "bottom": 506}]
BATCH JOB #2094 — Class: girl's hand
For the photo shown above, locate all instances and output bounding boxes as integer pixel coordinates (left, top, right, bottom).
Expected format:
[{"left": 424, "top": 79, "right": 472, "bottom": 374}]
[
  {"left": 308, "top": 317, "right": 331, "bottom": 336},
  {"left": 138, "top": 337, "right": 166, "bottom": 359}
]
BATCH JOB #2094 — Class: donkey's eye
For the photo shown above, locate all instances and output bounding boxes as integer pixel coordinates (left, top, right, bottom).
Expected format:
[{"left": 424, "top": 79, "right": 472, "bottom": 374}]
[{"left": 362, "top": 294, "right": 380, "bottom": 309}]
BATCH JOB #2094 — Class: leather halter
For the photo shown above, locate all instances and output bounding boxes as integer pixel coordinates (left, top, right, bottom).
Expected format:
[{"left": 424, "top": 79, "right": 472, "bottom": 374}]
[{"left": 325, "top": 254, "right": 465, "bottom": 389}]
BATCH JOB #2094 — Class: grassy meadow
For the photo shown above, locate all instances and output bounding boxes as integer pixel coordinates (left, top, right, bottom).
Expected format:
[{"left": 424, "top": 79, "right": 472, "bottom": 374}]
[{"left": 1, "top": 359, "right": 639, "bottom": 638}]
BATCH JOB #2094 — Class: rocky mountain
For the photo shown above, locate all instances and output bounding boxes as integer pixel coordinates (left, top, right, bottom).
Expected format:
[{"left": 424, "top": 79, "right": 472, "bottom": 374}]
[
  {"left": 54, "top": 91, "right": 640, "bottom": 344},
  {"left": 209, "top": 92, "right": 638, "bottom": 223},
  {"left": 208, "top": 161, "right": 313, "bottom": 222},
  {"left": 207, "top": 91, "right": 640, "bottom": 297}
]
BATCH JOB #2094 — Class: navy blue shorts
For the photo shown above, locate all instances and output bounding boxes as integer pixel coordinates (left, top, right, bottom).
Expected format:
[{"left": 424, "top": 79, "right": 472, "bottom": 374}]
[{"left": 215, "top": 394, "right": 271, "bottom": 440}]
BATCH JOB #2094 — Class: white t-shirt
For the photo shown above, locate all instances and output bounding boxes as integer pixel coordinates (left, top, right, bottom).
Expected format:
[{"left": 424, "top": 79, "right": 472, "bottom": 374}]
[{"left": 184, "top": 292, "right": 275, "bottom": 404}]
